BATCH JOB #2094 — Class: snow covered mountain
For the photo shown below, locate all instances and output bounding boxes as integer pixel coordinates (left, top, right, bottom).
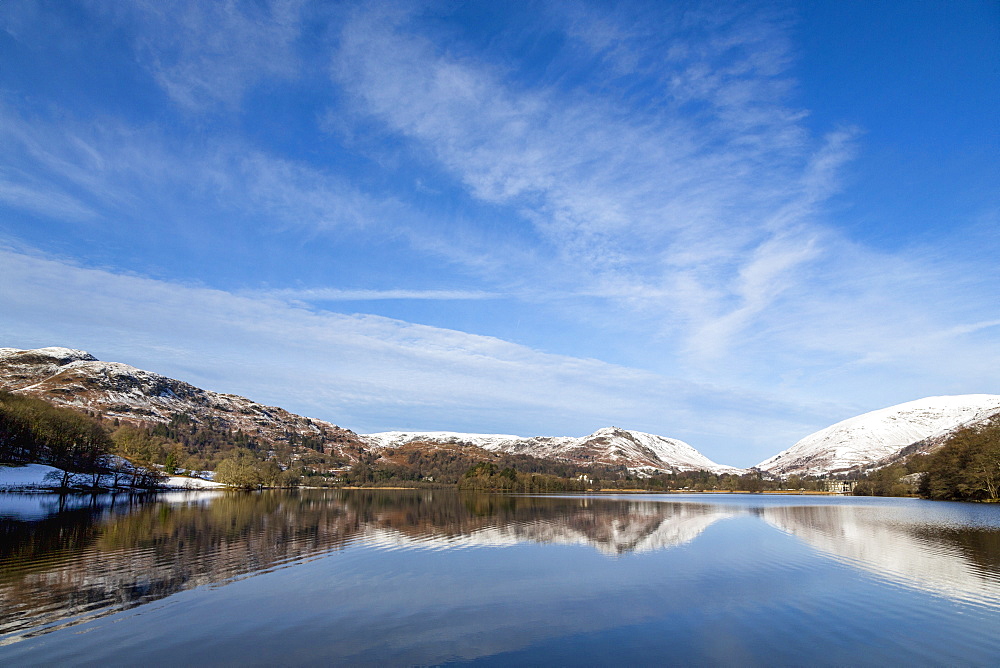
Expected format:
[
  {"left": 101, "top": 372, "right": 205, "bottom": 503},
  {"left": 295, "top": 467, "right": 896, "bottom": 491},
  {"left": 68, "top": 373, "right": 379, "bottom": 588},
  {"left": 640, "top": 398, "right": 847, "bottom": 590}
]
[
  {"left": 362, "top": 427, "right": 743, "bottom": 474},
  {"left": 756, "top": 395, "right": 1000, "bottom": 476},
  {"left": 0, "top": 346, "right": 737, "bottom": 474},
  {"left": 14, "top": 347, "right": 993, "bottom": 480},
  {"left": 0, "top": 346, "right": 363, "bottom": 454}
]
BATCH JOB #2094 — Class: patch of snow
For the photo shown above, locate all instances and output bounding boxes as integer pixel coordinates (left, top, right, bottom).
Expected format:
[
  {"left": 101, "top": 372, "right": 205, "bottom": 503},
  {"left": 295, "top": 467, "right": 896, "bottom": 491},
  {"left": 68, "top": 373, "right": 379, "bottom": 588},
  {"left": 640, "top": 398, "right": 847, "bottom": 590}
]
[
  {"left": 360, "top": 431, "right": 527, "bottom": 450},
  {"left": 0, "top": 463, "right": 65, "bottom": 491},
  {"left": 161, "top": 475, "right": 226, "bottom": 490},
  {"left": 0, "top": 346, "right": 97, "bottom": 363}
]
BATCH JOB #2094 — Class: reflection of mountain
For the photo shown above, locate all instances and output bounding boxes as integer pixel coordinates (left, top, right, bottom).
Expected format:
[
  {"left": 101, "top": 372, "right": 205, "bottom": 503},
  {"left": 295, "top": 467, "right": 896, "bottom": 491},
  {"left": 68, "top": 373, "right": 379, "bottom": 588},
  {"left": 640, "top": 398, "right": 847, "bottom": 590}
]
[
  {"left": 0, "top": 491, "right": 730, "bottom": 643},
  {"left": 360, "top": 500, "right": 735, "bottom": 556},
  {"left": 761, "top": 504, "right": 1000, "bottom": 607},
  {"left": 8, "top": 491, "right": 1000, "bottom": 649}
]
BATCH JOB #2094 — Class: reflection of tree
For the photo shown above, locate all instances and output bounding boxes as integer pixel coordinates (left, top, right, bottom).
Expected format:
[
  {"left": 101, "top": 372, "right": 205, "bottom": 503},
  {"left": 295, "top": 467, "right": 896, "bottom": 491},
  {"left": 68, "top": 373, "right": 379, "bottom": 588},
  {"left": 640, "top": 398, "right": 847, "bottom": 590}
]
[
  {"left": 0, "top": 491, "right": 736, "bottom": 641},
  {"left": 911, "top": 526, "right": 1000, "bottom": 575}
]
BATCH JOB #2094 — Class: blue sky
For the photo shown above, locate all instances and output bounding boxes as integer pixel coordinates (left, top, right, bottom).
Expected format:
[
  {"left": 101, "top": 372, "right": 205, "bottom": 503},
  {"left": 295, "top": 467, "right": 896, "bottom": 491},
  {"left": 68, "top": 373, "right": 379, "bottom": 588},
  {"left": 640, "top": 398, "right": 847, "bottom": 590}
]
[{"left": 1, "top": 0, "right": 997, "bottom": 467}]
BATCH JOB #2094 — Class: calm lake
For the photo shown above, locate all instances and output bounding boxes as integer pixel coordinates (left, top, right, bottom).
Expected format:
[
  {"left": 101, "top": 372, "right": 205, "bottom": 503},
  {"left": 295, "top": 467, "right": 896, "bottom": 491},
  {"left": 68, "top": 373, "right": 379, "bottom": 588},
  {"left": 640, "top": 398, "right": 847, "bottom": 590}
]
[{"left": 1, "top": 489, "right": 999, "bottom": 666}]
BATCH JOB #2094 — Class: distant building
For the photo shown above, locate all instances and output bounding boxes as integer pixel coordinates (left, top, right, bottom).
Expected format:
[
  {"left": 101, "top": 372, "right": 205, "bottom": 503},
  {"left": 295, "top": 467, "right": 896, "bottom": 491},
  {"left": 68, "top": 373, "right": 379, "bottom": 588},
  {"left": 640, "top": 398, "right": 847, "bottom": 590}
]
[{"left": 823, "top": 480, "right": 857, "bottom": 494}]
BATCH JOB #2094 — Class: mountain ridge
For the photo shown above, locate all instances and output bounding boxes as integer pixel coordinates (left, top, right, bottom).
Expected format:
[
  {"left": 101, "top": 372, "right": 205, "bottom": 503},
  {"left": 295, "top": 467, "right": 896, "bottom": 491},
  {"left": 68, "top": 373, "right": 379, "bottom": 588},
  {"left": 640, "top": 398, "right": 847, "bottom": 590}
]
[
  {"left": 0, "top": 346, "right": 364, "bottom": 457},
  {"left": 0, "top": 346, "right": 734, "bottom": 474},
  {"left": 3, "top": 346, "right": 998, "bottom": 478},
  {"left": 362, "top": 428, "right": 743, "bottom": 475}
]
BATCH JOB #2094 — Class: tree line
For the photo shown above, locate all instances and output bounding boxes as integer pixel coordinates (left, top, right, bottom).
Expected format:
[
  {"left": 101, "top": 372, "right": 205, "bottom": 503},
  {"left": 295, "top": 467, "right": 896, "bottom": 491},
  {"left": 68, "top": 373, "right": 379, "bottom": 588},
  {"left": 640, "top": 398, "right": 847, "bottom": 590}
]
[
  {"left": 0, "top": 392, "right": 336, "bottom": 490},
  {"left": 0, "top": 391, "right": 161, "bottom": 488},
  {"left": 334, "top": 442, "right": 833, "bottom": 493},
  {"left": 916, "top": 417, "right": 1000, "bottom": 501}
]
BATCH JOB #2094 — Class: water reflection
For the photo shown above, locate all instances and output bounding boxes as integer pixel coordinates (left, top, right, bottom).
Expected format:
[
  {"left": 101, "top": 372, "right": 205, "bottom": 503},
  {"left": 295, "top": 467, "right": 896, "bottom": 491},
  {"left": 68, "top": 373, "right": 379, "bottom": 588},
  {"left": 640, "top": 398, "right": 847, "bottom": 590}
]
[
  {"left": 760, "top": 502, "right": 1000, "bottom": 608},
  {"left": 0, "top": 491, "right": 735, "bottom": 643},
  {"left": 363, "top": 496, "right": 736, "bottom": 555},
  {"left": 1, "top": 490, "right": 999, "bottom": 647}
]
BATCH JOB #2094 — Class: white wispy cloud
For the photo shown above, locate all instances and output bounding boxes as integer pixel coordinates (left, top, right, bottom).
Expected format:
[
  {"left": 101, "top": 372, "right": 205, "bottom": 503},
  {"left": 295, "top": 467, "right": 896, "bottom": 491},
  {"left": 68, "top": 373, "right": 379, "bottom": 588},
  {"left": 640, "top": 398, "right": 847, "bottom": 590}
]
[
  {"left": 328, "top": 3, "right": 846, "bottom": 359},
  {"left": 0, "top": 103, "right": 401, "bottom": 237},
  {"left": 0, "top": 246, "right": 825, "bottom": 465},
  {"left": 0, "top": 171, "right": 97, "bottom": 222},
  {"left": 263, "top": 288, "right": 502, "bottom": 301},
  {"left": 101, "top": 0, "right": 307, "bottom": 111},
  {"left": 322, "top": 1, "right": 999, "bottom": 410}
]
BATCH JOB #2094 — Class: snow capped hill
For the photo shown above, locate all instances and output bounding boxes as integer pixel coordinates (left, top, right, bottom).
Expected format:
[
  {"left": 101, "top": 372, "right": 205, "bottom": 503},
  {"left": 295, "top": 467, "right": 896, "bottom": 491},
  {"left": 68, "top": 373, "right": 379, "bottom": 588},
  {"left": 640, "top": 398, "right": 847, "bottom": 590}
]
[
  {"left": 0, "top": 346, "right": 362, "bottom": 454},
  {"left": 1, "top": 347, "right": 737, "bottom": 474},
  {"left": 362, "top": 426, "right": 741, "bottom": 474},
  {"left": 362, "top": 430, "right": 529, "bottom": 451},
  {"left": 19, "top": 348, "right": 995, "bottom": 481},
  {"left": 757, "top": 395, "right": 1000, "bottom": 476}
]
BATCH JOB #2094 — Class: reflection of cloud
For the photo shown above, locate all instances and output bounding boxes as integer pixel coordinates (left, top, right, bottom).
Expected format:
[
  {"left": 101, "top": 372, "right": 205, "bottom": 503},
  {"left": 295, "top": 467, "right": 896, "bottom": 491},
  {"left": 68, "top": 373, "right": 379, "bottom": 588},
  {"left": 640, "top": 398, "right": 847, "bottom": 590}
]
[{"left": 761, "top": 504, "right": 1000, "bottom": 608}]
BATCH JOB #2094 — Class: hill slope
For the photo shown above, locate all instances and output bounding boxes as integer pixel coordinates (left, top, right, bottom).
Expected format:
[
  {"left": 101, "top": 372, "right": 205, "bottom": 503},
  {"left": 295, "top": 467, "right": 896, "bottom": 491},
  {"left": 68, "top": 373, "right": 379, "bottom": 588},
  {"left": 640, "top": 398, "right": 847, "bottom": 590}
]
[
  {"left": 1, "top": 347, "right": 736, "bottom": 474},
  {"left": 757, "top": 395, "right": 1000, "bottom": 476},
  {"left": 0, "top": 347, "right": 363, "bottom": 456},
  {"left": 362, "top": 427, "right": 743, "bottom": 474}
]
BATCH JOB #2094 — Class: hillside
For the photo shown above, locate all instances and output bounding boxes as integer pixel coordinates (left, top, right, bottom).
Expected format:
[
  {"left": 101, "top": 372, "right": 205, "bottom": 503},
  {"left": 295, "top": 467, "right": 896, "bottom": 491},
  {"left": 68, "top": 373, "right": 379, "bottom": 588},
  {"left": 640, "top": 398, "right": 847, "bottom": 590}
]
[
  {"left": 362, "top": 428, "right": 743, "bottom": 475},
  {"left": 1, "top": 347, "right": 740, "bottom": 476},
  {"left": 7, "top": 346, "right": 995, "bottom": 484},
  {"left": 0, "top": 347, "right": 364, "bottom": 458},
  {"left": 757, "top": 395, "right": 1000, "bottom": 476}
]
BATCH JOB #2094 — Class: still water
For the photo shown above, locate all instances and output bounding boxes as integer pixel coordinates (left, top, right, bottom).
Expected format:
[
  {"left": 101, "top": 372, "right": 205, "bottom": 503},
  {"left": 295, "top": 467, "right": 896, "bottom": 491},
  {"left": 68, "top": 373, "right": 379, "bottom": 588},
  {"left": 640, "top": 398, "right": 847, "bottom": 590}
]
[{"left": 1, "top": 489, "right": 999, "bottom": 666}]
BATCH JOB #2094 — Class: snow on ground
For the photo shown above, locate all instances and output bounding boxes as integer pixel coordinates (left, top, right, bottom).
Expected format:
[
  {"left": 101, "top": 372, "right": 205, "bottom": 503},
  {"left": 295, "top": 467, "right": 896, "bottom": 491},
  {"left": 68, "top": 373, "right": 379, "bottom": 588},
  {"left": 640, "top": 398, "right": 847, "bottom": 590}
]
[
  {"left": 162, "top": 475, "right": 226, "bottom": 490},
  {"left": 0, "top": 463, "right": 64, "bottom": 491},
  {"left": 0, "top": 463, "right": 226, "bottom": 492}
]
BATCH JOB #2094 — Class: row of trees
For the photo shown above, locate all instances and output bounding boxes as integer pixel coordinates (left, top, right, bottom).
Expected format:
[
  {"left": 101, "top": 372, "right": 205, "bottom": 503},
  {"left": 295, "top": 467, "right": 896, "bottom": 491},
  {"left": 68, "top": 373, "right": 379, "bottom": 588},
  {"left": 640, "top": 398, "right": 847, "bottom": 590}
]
[
  {"left": 0, "top": 391, "right": 163, "bottom": 488},
  {"left": 455, "top": 463, "right": 833, "bottom": 494},
  {"left": 458, "top": 462, "right": 593, "bottom": 492},
  {"left": 847, "top": 417, "right": 1000, "bottom": 502},
  {"left": 917, "top": 418, "right": 1000, "bottom": 501},
  {"left": 1, "top": 391, "right": 112, "bottom": 472},
  {"left": 335, "top": 445, "right": 638, "bottom": 488},
  {"left": 1, "top": 392, "right": 323, "bottom": 490},
  {"left": 214, "top": 449, "right": 305, "bottom": 489}
]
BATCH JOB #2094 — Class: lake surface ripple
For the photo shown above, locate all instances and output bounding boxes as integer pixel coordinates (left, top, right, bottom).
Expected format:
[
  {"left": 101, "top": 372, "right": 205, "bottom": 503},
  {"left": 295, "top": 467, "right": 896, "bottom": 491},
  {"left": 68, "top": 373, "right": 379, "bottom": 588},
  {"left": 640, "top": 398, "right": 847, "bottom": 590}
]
[{"left": 1, "top": 490, "right": 998, "bottom": 666}]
